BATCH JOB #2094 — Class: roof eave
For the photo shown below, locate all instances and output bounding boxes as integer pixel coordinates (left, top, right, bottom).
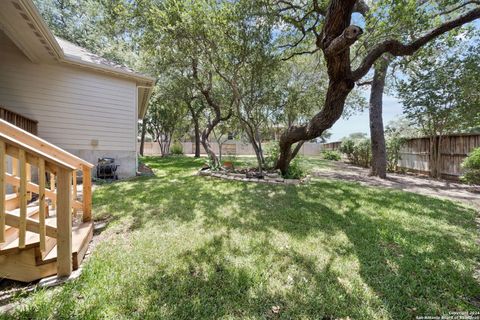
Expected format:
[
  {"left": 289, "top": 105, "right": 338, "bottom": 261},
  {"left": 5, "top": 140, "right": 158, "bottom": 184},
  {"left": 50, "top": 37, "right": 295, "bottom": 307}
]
[
  {"left": 19, "top": 0, "right": 64, "bottom": 60},
  {"left": 19, "top": 0, "right": 155, "bottom": 86},
  {"left": 138, "top": 86, "right": 154, "bottom": 119},
  {"left": 62, "top": 54, "right": 155, "bottom": 85}
]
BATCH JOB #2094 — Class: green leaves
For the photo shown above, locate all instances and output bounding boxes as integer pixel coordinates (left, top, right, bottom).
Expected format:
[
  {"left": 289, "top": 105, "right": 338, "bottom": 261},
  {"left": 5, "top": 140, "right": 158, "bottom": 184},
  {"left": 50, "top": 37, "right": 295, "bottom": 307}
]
[{"left": 397, "top": 45, "right": 480, "bottom": 137}]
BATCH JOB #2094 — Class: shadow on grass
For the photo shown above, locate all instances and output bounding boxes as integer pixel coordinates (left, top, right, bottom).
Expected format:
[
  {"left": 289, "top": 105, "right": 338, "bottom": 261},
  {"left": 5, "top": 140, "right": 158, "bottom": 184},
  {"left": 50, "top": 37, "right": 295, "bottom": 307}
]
[
  {"left": 89, "top": 156, "right": 480, "bottom": 319},
  {"left": 141, "top": 235, "right": 366, "bottom": 319}
]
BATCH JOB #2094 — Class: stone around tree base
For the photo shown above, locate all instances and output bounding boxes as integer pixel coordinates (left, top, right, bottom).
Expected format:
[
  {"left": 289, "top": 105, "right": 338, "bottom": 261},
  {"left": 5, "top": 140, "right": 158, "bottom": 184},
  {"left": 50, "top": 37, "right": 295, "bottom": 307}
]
[{"left": 198, "top": 169, "right": 308, "bottom": 186}]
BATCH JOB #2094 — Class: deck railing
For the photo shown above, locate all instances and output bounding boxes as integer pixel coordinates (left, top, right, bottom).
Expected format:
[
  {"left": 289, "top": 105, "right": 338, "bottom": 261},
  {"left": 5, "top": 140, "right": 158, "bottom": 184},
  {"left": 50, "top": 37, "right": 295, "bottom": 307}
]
[
  {"left": 0, "top": 119, "right": 93, "bottom": 277},
  {"left": 0, "top": 107, "right": 38, "bottom": 135}
]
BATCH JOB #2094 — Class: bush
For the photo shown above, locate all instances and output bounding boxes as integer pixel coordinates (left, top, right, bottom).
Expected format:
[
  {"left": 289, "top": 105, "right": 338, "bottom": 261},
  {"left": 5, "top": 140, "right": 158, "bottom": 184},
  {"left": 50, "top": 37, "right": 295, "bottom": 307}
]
[
  {"left": 170, "top": 142, "right": 183, "bottom": 155},
  {"left": 461, "top": 147, "right": 480, "bottom": 185},
  {"left": 322, "top": 150, "right": 341, "bottom": 161},
  {"left": 283, "top": 157, "right": 306, "bottom": 179},
  {"left": 265, "top": 143, "right": 280, "bottom": 169},
  {"left": 386, "top": 136, "right": 406, "bottom": 172},
  {"left": 340, "top": 138, "right": 371, "bottom": 167}
]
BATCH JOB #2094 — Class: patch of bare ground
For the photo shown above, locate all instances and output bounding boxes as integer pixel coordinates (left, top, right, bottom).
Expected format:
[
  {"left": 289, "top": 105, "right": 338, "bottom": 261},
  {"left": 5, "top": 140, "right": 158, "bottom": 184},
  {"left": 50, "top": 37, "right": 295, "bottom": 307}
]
[{"left": 313, "top": 161, "right": 480, "bottom": 210}]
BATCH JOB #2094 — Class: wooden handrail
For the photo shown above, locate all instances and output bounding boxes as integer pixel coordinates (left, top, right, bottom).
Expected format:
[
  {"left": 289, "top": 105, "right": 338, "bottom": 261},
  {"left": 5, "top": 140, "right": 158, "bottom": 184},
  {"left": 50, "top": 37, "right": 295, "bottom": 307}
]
[
  {"left": 1, "top": 118, "right": 93, "bottom": 278},
  {"left": 0, "top": 133, "right": 75, "bottom": 172},
  {"left": 0, "top": 119, "right": 93, "bottom": 169}
]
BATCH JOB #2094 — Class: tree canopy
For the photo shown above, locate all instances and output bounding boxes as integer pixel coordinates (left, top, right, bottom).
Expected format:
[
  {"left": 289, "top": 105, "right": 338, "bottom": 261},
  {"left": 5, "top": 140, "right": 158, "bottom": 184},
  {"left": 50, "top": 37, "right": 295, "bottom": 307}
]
[{"left": 35, "top": 0, "right": 480, "bottom": 174}]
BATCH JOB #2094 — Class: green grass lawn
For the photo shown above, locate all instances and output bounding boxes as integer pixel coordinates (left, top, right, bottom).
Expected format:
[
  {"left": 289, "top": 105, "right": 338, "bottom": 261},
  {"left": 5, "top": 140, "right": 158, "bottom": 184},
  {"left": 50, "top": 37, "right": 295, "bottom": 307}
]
[{"left": 5, "top": 156, "right": 480, "bottom": 319}]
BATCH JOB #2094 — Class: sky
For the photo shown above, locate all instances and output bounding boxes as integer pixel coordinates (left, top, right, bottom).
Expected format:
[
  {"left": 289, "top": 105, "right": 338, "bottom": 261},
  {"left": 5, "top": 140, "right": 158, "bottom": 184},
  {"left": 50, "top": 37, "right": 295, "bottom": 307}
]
[{"left": 328, "top": 94, "right": 404, "bottom": 142}]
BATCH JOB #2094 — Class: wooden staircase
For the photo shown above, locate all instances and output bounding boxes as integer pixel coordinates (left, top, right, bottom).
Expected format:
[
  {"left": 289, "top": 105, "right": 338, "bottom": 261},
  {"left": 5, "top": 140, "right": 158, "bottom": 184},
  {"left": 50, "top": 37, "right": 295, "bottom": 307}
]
[{"left": 0, "top": 119, "right": 94, "bottom": 282}]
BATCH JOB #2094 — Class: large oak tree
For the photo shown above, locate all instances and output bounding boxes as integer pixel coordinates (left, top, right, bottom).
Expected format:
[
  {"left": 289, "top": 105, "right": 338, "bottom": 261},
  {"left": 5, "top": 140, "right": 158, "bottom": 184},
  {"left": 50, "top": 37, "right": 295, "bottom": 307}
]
[{"left": 274, "top": 0, "right": 480, "bottom": 174}]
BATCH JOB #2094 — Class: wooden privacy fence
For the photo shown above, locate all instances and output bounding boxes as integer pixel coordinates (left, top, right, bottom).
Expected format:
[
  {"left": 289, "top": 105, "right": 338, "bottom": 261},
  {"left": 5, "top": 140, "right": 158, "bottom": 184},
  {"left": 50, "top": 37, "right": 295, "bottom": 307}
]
[
  {"left": 398, "top": 134, "right": 480, "bottom": 179},
  {"left": 142, "top": 141, "right": 324, "bottom": 157},
  {"left": 320, "top": 141, "right": 342, "bottom": 152}
]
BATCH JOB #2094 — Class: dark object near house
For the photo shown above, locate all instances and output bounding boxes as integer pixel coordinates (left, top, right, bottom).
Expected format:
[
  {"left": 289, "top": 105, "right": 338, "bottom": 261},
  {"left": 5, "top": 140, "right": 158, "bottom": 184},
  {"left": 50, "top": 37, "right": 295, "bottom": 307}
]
[{"left": 96, "top": 157, "right": 119, "bottom": 180}]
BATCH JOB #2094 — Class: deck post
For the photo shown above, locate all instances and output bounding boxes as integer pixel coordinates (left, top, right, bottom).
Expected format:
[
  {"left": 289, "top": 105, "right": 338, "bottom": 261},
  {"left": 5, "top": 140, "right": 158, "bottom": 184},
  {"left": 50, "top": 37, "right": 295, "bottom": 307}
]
[
  {"left": 57, "top": 168, "right": 72, "bottom": 277},
  {"left": 82, "top": 165, "right": 92, "bottom": 222},
  {"left": 18, "top": 150, "right": 27, "bottom": 248},
  {"left": 50, "top": 173, "right": 56, "bottom": 210},
  {"left": 12, "top": 158, "right": 18, "bottom": 194},
  {"left": 72, "top": 171, "right": 77, "bottom": 216},
  {"left": 0, "top": 141, "right": 5, "bottom": 243},
  {"left": 26, "top": 164, "right": 32, "bottom": 201},
  {"left": 38, "top": 159, "right": 46, "bottom": 252}
]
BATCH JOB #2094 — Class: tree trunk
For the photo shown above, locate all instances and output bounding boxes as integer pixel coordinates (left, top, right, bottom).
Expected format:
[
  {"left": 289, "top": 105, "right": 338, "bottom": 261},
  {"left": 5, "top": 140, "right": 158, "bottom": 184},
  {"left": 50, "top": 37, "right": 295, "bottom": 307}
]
[
  {"left": 430, "top": 135, "right": 443, "bottom": 178},
  {"left": 255, "top": 128, "right": 265, "bottom": 165},
  {"left": 276, "top": 79, "right": 352, "bottom": 174},
  {"left": 437, "top": 135, "right": 443, "bottom": 178},
  {"left": 189, "top": 105, "right": 202, "bottom": 158},
  {"left": 139, "top": 120, "right": 146, "bottom": 156},
  {"left": 201, "top": 129, "right": 219, "bottom": 168},
  {"left": 251, "top": 140, "right": 264, "bottom": 177},
  {"left": 193, "top": 117, "right": 201, "bottom": 158},
  {"left": 219, "top": 142, "right": 223, "bottom": 162},
  {"left": 273, "top": 1, "right": 479, "bottom": 175},
  {"left": 244, "top": 125, "right": 265, "bottom": 176},
  {"left": 429, "top": 135, "right": 438, "bottom": 178},
  {"left": 369, "top": 57, "right": 390, "bottom": 178}
]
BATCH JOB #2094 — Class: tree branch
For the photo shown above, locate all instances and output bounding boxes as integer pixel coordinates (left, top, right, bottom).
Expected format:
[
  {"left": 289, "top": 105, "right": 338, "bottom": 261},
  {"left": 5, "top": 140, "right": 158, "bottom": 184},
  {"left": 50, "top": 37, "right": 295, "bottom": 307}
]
[
  {"left": 439, "top": 1, "right": 480, "bottom": 16},
  {"left": 353, "top": 0, "right": 370, "bottom": 16},
  {"left": 281, "top": 48, "right": 320, "bottom": 61},
  {"left": 356, "top": 80, "right": 372, "bottom": 87},
  {"left": 324, "top": 25, "right": 363, "bottom": 55},
  {"left": 351, "top": 7, "right": 480, "bottom": 81}
]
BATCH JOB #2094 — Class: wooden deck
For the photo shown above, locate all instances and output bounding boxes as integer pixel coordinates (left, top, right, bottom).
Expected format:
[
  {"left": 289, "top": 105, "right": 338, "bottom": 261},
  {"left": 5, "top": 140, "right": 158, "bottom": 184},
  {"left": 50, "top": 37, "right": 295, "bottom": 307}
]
[
  {"left": 0, "top": 196, "right": 93, "bottom": 282},
  {"left": 0, "top": 119, "right": 94, "bottom": 282}
]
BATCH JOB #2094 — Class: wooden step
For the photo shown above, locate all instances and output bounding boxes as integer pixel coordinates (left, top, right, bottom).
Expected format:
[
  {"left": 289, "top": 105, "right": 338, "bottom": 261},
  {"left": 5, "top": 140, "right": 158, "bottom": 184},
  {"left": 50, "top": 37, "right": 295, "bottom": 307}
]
[
  {"left": 0, "top": 216, "right": 56, "bottom": 255},
  {"left": 5, "top": 193, "right": 19, "bottom": 211},
  {"left": 0, "top": 221, "right": 93, "bottom": 282},
  {"left": 39, "top": 221, "right": 93, "bottom": 269},
  {"left": 4, "top": 205, "right": 56, "bottom": 238}
]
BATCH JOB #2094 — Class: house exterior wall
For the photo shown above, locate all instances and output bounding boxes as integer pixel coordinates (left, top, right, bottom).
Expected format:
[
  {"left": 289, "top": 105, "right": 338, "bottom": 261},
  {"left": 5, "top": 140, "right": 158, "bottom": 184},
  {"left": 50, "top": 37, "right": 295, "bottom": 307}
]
[{"left": 0, "top": 31, "right": 138, "bottom": 178}]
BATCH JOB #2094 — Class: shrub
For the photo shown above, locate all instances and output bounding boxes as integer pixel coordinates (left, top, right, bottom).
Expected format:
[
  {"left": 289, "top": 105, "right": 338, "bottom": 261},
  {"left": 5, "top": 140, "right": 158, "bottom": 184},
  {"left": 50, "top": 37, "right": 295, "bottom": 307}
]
[
  {"left": 340, "top": 137, "right": 371, "bottom": 167},
  {"left": 322, "top": 150, "right": 341, "bottom": 161},
  {"left": 170, "top": 142, "right": 183, "bottom": 155},
  {"left": 386, "top": 136, "right": 406, "bottom": 172},
  {"left": 461, "top": 147, "right": 480, "bottom": 185},
  {"left": 283, "top": 157, "right": 306, "bottom": 179},
  {"left": 265, "top": 143, "right": 280, "bottom": 169},
  {"left": 339, "top": 139, "right": 355, "bottom": 159}
]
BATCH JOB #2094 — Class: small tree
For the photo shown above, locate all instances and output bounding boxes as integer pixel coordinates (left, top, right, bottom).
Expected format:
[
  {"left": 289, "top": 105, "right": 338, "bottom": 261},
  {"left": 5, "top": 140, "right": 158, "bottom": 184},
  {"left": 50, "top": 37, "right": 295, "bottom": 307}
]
[
  {"left": 398, "top": 54, "right": 480, "bottom": 178},
  {"left": 145, "top": 85, "right": 187, "bottom": 157},
  {"left": 211, "top": 122, "right": 231, "bottom": 163},
  {"left": 384, "top": 118, "right": 421, "bottom": 172}
]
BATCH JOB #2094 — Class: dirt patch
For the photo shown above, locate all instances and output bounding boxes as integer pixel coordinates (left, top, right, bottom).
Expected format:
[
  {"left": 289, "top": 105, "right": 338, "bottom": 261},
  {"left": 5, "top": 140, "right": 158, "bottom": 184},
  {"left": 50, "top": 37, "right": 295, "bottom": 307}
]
[
  {"left": 137, "top": 163, "right": 155, "bottom": 176},
  {"left": 313, "top": 161, "right": 480, "bottom": 210}
]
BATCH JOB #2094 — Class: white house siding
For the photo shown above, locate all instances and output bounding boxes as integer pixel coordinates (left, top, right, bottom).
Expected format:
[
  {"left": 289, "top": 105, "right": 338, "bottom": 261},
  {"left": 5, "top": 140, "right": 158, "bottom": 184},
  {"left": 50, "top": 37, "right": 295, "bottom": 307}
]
[{"left": 0, "top": 31, "right": 138, "bottom": 178}]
